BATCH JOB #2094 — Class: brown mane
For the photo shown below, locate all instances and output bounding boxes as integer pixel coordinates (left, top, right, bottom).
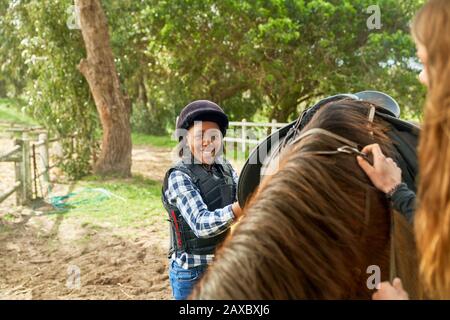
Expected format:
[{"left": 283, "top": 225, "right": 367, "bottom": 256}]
[{"left": 191, "top": 100, "right": 413, "bottom": 299}]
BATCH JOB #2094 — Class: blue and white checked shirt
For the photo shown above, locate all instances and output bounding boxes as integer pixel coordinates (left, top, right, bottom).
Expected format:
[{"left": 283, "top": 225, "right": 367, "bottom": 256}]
[{"left": 165, "top": 161, "right": 239, "bottom": 269}]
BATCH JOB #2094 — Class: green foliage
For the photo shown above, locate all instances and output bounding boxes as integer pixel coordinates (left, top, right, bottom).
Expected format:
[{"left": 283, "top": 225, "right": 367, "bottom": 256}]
[
  {"left": 1, "top": 0, "right": 427, "bottom": 179},
  {"left": 0, "top": 0, "right": 27, "bottom": 97},
  {"left": 144, "top": 0, "right": 425, "bottom": 121},
  {"left": 1, "top": 0, "right": 98, "bottom": 178},
  {"left": 0, "top": 98, "right": 37, "bottom": 125},
  {"left": 130, "top": 100, "right": 174, "bottom": 135},
  {"left": 131, "top": 132, "right": 177, "bottom": 148}
]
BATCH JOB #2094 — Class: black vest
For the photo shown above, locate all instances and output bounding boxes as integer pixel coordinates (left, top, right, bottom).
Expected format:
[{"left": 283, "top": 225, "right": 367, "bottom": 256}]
[{"left": 162, "top": 159, "right": 236, "bottom": 256}]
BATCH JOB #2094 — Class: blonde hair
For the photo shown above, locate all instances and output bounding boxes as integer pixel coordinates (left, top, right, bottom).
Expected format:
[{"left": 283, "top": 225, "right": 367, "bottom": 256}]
[{"left": 412, "top": 0, "right": 450, "bottom": 299}]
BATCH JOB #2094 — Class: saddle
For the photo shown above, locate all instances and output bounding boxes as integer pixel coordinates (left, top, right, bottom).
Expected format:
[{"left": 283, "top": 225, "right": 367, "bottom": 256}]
[{"left": 237, "top": 90, "right": 420, "bottom": 207}]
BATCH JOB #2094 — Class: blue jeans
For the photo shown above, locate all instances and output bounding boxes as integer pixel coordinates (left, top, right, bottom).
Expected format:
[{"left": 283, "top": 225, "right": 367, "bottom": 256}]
[{"left": 169, "top": 260, "right": 207, "bottom": 300}]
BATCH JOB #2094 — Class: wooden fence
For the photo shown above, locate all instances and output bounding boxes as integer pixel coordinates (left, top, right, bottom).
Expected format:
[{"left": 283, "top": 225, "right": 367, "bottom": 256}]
[
  {"left": 174, "top": 117, "right": 288, "bottom": 158},
  {"left": 2, "top": 118, "right": 288, "bottom": 205},
  {"left": 225, "top": 119, "right": 288, "bottom": 153},
  {"left": 0, "top": 123, "right": 71, "bottom": 206}
]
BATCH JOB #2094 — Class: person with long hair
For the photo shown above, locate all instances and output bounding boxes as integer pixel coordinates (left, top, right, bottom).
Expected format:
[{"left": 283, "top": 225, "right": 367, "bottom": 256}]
[{"left": 357, "top": 0, "right": 450, "bottom": 299}]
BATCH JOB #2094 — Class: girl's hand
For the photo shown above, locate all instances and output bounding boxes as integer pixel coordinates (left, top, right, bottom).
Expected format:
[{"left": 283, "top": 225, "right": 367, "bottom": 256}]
[
  {"left": 372, "top": 278, "right": 409, "bottom": 300},
  {"left": 356, "top": 144, "right": 402, "bottom": 194},
  {"left": 231, "top": 202, "right": 243, "bottom": 219}
]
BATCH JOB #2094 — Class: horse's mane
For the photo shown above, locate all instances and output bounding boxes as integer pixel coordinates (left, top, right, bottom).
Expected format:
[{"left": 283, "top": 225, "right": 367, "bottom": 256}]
[{"left": 191, "top": 100, "right": 396, "bottom": 299}]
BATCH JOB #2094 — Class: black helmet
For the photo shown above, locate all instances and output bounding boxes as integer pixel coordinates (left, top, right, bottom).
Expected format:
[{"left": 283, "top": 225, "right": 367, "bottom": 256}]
[{"left": 176, "top": 100, "right": 229, "bottom": 138}]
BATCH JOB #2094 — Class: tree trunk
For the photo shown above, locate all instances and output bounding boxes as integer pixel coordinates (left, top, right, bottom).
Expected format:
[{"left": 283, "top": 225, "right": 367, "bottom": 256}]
[
  {"left": 138, "top": 73, "right": 148, "bottom": 107},
  {"left": 76, "top": 0, "right": 132, "bottom": 177}
]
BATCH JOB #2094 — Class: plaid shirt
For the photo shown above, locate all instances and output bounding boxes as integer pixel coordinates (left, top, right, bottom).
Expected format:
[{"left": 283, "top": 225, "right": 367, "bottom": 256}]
[{"left": 165, "top": 162, "right": 239, "bottom": 269}]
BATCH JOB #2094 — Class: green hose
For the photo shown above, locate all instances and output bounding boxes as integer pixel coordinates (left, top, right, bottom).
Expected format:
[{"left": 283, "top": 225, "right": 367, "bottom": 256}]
[{"left": 49, "top": 187, "right": 126, "bottom": 211}]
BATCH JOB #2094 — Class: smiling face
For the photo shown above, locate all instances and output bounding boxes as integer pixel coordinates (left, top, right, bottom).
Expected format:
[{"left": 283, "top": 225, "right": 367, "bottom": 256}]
[{"left": 187, "top": 121, "right": 223, "bottom": 165}]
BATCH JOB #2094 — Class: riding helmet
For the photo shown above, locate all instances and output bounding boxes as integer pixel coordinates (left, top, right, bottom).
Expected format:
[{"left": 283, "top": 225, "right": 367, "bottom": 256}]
[{"left": 176, "top": 100, "right": 229, "bottom": 138}]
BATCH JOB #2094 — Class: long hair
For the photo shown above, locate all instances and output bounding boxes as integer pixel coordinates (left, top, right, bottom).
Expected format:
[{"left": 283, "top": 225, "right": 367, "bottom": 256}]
[
  {"left": 412, "top": 0, "right": 450, "bottom": 299},
  {"left": 191, "top": 100, "right": 401, "bottom": 299}
]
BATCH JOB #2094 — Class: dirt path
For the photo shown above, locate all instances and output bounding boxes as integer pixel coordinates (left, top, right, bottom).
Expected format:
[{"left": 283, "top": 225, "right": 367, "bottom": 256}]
[
  {"left": 131, "top": 145, "right": 176, "bottom": 182},
  {"left": 0, "top": 141, "right": 175, "bottom": 300},
  {"left": 0, "top": 139, "right": 244, "bottom": 300},
  {"left": 0, "top": 218, "right": 171, "bottom": 299}
]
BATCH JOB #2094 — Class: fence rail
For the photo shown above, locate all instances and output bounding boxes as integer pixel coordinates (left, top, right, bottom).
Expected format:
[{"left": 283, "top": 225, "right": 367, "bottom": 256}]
[
  {"left": 174, "top": 117, "right": 288, "bottom": 156},
  {"left": 0, "top": 145, "right": 21, "bottom": 161},
  {"left": 0, "top": 182, "right": 20, "bottom": 203},
  {"left": 228, "top": 120, "right": 287, "bottom": 128},
  {"left": 225, "top": 119, "right": 288, "bottom": 153},
  {"left": 0, "top": 125, "right": 73, "bottom": 206}
]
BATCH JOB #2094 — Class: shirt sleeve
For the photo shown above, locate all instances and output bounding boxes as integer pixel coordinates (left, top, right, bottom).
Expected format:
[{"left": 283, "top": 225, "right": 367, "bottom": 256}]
[
  {"left": 165, "top": 170, "right": 235, "bottom": 238},
  {"left": 231, "top": 167, "right": 239, "bottom": 186},
  {"left": 389, "top": 183, "right": 416, "bottom": 224},
  {"left": 230, "top": 166, "right": 239, "bottom": 202}
]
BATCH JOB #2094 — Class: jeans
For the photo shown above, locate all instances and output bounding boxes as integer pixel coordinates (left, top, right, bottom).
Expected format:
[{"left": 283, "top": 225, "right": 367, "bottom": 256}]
[{"left": 169, "top": 260, "right": 207, "bottom": 300}]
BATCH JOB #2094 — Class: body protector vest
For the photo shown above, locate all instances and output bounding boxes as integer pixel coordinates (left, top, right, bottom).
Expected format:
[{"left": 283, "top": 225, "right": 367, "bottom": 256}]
[{"left": 162, "top": 159, "right": 236, "bottom": 256}]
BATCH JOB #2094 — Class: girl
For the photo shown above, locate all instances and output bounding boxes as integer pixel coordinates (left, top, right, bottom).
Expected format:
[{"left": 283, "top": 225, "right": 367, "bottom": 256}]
[
  {"left": 162, "top": 100, "right": 242, "bottom": 300},
  {"left": 357, "top": 0, "right": 450, "bottom": 299}
]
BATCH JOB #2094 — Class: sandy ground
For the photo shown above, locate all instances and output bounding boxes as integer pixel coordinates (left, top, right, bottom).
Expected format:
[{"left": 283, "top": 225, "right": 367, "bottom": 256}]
[
  {"left": 0, "top": 217, "right": 171, "bottom": 299},
  {"left": 0, "top": 136, "right": 244, "bottom": 300},
  {"left": 0, "top": 139, "right": 173, "bottom": 300}
]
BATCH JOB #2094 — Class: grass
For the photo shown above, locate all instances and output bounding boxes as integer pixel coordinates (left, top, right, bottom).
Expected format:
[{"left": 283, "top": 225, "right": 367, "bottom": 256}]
[
  {"left": 132, "top": 132, "right": 177, "bottom": 148},
  {"left": 2, "top": 213, "right": 15, "bottom": 222},
  {"left": 0, "top": 98, "right": 37, "bottom": 126},
  {"left": 49, "top": 174, "right": 166, "bottom": 230}
]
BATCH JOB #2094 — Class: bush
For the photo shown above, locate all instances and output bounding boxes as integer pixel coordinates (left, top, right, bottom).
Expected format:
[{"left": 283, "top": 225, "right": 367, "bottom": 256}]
[{"left": 131, "top": 101, "right": 175, "bottom": 136}]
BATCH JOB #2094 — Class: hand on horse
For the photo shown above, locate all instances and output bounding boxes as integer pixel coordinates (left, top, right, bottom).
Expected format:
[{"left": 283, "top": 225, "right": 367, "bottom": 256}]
[
  {"left": 231, "top": 202, "right": 243, "bottom": 219},
  {"left": 372, "top": 278, "right": 409, "bottom": 300},
  {"left": 356, "top": 143, "right": 402, "bottom": 194}
]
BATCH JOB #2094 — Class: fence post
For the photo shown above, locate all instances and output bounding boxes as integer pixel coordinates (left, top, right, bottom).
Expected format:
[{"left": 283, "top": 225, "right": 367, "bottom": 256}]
[
  {"left": 21, "top": 131, "right": 32, "bottom": 205},
  {"left": 241, "top": 119, "right": 247, "bottom": 153},
  {"left": 38, "top": 132, "right": 50, "bottom": 186},
  {"left": 174, "top": 116, "right": 179, "bottom": 143},
  {"left": 233, "top": 126, "right": 237, "bottom": 161},
  {"left": 271, "top": 119, "right": 277, "bottom": 135},
  {"left": 14, "top": 138, "right": 23, "bottom": 206}
]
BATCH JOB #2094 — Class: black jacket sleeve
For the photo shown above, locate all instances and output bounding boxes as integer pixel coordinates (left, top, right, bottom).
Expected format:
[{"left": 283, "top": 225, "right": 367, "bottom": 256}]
[{"left": 388, "top": 182, "right": 416, "bottom": 224}]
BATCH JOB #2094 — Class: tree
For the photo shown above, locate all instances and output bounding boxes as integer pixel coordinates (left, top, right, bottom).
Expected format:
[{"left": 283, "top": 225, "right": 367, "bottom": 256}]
[
  {"left": 144, "top": 0, "right": 425, "bottom": 122},
  {"left": 76, "top": 0, "right": 132, "bottom": 177},
  {"left": 1, "top": 0, "right": 426, "bottom": 179},
  {"left": 0, "top": 0, "right": 135, "bottom": 178},
  {"left": 0, "top": 0, "right": 99, "bottom": 179}
]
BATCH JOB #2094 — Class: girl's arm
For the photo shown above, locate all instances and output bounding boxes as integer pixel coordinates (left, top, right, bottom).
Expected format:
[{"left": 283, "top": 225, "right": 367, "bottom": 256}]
[
  {"left": 166, "top": 170, "right": 236, "bottom": 238},
  {"left": 388, "top": 183, "right": 416, "bottom": 223}
]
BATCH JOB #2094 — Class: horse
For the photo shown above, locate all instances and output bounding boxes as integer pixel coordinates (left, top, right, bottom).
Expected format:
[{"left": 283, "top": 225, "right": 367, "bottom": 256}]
[{"left": 190, "top": 99, "right": 419, "bottom": 299}]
